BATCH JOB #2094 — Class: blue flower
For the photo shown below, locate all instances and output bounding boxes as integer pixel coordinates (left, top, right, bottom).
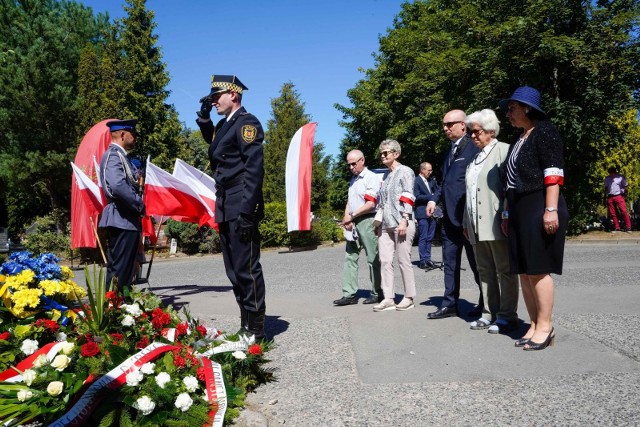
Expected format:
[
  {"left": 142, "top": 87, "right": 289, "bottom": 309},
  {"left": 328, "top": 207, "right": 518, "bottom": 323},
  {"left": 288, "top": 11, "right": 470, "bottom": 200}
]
[{"left": 1, "top": 261, "right": 24, "bottom": 275}]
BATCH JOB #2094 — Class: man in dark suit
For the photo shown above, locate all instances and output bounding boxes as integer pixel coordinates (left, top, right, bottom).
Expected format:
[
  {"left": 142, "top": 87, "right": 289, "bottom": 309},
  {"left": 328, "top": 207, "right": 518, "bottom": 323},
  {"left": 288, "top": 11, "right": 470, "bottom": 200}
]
[
  {"left": 196, "top": 74, "right": 267, "bottom": 341},
  {"left": 414, "top": 162, "right": 441, "bottom": 270},
  {"left": 98, "top": 119, "right": 145, "bottom": 300},
  {"left": 428, "top": 110, "right": 482, "bottom": 319}
]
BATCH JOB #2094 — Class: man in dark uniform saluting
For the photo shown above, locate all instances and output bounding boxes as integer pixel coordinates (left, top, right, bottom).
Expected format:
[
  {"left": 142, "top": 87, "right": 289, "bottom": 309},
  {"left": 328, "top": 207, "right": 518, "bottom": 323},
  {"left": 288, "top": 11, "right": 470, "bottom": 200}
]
[
  {"left": 196, "top": 75, "right": 267, "bottom": 341},
  {"left": 98, "top": 119, "right": 145, "bottom": 300}
]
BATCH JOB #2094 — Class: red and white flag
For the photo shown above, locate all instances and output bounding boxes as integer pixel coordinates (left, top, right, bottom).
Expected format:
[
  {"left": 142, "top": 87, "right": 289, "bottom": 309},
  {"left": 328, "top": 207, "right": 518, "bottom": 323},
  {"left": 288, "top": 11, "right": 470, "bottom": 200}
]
[
  {"left": 285, "top": 122, "right": 317, "bottom": 232},
  {"left": 144, "top": 159, "right": 213, "bottom": 226},
  {"left": 172, "top": 159, "right": 218, "bottom": 231},
  {"left": 70, "top": 162, "right": 103, "bottom": 217},
  {"left": 92, "top": 156, "right": 107, "bottom": 206}
]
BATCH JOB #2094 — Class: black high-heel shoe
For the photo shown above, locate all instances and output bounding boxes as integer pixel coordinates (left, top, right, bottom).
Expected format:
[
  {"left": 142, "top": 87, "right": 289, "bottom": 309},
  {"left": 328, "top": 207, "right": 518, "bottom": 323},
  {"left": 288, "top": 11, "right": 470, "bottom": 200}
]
[
  {"left": 523, "top": 328, "right": 555, "bottom": 351},
  {"left": 514, "top": 337, "right": 531, "bottom": 347}
]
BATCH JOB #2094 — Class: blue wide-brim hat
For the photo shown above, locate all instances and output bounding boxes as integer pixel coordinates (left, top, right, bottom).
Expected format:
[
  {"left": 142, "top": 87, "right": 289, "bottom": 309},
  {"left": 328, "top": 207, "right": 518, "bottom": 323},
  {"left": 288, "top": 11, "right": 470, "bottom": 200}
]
[{"left": 498, "top": 86, "right": 545, "bottom": 116}]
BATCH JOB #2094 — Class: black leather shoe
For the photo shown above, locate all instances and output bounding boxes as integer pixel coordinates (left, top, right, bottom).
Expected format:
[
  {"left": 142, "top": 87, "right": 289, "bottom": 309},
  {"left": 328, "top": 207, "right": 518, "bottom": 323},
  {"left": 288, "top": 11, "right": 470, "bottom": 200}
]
[
  {"left": 424, "top": 261, "right": 436, "bottom": 270},
  {"left": 418, "top": 260, "right": 428, "bottom": 269},
  {"left": 427, "top": 306, "right": 458, "bottom": 319},
  {"left": 333, "top": 296, "right": 358, "bottom": 306},
  {"left": 362, "top": 296, "right": 379, "bottom": 304}
]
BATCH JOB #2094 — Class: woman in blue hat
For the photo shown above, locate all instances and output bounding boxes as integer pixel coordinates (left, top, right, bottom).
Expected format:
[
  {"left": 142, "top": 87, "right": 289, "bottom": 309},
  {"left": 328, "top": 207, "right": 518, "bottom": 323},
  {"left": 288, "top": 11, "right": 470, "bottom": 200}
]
[{"left": 499, "top": 86, "right": 568, "bottom": 351}]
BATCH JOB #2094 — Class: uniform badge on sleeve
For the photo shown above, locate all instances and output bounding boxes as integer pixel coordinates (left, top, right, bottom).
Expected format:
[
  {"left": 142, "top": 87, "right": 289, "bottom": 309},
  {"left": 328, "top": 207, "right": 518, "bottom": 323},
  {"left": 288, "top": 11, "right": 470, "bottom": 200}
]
[{"left": 241, "top": 125, "right": 257, "bottom": 143}]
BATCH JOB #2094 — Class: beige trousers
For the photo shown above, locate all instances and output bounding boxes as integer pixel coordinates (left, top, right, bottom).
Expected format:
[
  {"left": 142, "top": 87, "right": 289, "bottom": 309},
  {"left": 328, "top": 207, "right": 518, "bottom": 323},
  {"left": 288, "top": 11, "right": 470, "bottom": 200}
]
[{"left": 379, "top": 221, "right": 417, "bottom": 299}]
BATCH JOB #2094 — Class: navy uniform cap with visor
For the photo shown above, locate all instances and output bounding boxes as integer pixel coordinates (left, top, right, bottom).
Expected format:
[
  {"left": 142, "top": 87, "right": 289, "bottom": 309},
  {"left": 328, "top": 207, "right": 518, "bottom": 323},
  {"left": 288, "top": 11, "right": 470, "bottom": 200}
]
[
  {"left": 106, "top": 119, "right": 138, "bottom": 134},
  {"left": 208, "top": 75, "right": 248, "bottom": 97}
]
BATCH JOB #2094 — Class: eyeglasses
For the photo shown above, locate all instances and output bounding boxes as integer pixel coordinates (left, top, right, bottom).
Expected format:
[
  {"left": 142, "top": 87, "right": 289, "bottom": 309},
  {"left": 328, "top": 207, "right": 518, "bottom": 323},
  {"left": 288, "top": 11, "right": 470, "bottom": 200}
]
[
  {"left": 470, "top": 128, "right": 485, "bottom": 135},
  {"left": 347, "top": 158, "right": 363, "bottom": 167},
  {"left": 443, "top": 121, "right": 463, "bottom": 127},
  {"left": 380, "top": 150, "right": 395, "bottom": 158}
]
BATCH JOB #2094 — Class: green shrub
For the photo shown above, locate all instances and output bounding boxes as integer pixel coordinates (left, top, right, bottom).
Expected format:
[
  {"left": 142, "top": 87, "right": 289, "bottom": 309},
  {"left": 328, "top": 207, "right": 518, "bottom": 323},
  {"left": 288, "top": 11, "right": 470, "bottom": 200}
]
[
  {"left": 164, "top": 219, "right": 215, "bottom": 255},
  {"left": 260, "top": 202, "right": 289, "bottom": 247},
  {"left": 198, "top": 228, "right": 221, "bottom": 254},
  {"left": 23, "top": 214, "right": 70, "bottom": 258}
]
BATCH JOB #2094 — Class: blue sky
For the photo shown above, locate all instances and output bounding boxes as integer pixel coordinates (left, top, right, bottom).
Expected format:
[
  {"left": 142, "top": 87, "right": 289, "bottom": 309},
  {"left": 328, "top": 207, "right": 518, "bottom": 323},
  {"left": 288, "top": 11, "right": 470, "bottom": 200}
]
[{"left": 78, "top": 0, "right": 405, "bottom": 157}]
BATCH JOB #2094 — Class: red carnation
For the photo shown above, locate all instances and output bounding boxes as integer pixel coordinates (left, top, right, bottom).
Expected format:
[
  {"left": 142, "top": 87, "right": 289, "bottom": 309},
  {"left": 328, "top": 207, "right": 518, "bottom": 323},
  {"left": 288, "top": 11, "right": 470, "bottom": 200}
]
[
  {"left": 248, "top": 344, "right": 262, "bottom": 356},
  {"left": 176, "top": 322, "right": 189, "bottom": 337},
  {"left": 196, "top": 325, "right": 207, "bottom": 336},
  {"left": 173, "top": 355, "right": 186, "bottom": 368},
  {"left": 151, "top": 308, "right": 171, "bottom": 329},
  {"left": 136, "top": 336, "right": 149, "bottom": 349},
  {"left": 81, "top": 341, "right": 101, "bottom": 357},
  {"left": 105, "top": 291, "right": 117, "bottom": 300},
  {"left": 0, "top": 331, "right": 10, "bottom": 341},
  {"left": 110, "top": 333, "right": 124, "bottom": 345},
  {"left": 197, "top": 366, "right": 206, "bottom": 381},
  {"left": 35, "top": 319, "right": 60, "bottom": 333}
]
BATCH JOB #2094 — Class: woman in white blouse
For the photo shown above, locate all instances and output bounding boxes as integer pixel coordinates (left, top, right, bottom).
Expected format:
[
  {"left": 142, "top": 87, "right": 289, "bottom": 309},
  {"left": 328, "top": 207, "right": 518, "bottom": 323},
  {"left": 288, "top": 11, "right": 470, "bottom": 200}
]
[
  {"left": 462, "top": 109, "right": 519, "bottom": 334},
  {"left": 373, "top": 139, "right": 417, "bottom": 312}
]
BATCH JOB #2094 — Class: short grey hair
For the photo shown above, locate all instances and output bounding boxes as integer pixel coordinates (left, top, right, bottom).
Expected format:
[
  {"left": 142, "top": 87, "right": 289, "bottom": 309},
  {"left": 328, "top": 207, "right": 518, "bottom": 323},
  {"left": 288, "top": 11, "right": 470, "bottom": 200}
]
[
  {"left": 466, "top": 109, "right": 500, "bottom": 136},
  {"left": 379, "top": 139, "right": 402, "bottom": 156}
]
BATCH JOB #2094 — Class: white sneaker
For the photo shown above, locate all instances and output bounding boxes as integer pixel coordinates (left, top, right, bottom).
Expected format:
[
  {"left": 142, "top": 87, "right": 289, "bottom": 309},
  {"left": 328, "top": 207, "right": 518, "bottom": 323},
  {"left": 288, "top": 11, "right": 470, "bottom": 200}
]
[
  {"left": 373, "top": 298, "right": 396, "bottom": 312},
  {"left": 395, "top": 297, "right": 414, "bottom": 311}
]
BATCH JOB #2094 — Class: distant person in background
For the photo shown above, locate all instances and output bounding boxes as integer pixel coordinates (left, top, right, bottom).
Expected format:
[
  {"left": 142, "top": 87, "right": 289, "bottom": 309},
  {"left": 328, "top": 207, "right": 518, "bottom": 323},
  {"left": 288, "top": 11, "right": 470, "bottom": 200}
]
[
  {"left": 374, "top": 139, "right": 417, "bottom": 312},
  {"left": 414, "top": 162, "right": 441, "bottom": 270},
  {"left": 99, "top": 119, "right": 145, "bottom": 301},
  {"left": 500, "top": 86, "right": 568, "bottom": 351},
  {"left": 463, "top": 109, "right": 519, "bottom": 334},
  {"left": 333, "top": 150, "right": 382, "bottom": 306},
  {"left": 604, "top": 166, "right": 632, "bottom": 233}
]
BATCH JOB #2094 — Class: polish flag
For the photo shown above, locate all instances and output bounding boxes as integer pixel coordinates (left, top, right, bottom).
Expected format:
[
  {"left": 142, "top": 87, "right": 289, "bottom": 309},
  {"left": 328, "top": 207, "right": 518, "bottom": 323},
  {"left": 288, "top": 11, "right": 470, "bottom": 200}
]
[
  {"left": 285, "top": 122, "right": 317, "bottom": 232},
  {"left": 172, "top": 159, "right": 218, "bottom": 231},
  {"left": 70, "top": 162, "right": 103, "bottom": 217},
  {"left": 144, "top": 159, "right": 213, "bottom": 227},
  {"left": 92, "top": 156, "right": 107, "bottom": 206}
]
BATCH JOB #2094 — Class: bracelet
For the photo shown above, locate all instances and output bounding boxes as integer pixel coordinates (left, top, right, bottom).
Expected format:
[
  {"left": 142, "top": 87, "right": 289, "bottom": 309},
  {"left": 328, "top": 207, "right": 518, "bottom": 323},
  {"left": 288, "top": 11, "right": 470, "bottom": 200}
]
[{"left": 545, "top": 207, "right": 558, "bottom": 212}]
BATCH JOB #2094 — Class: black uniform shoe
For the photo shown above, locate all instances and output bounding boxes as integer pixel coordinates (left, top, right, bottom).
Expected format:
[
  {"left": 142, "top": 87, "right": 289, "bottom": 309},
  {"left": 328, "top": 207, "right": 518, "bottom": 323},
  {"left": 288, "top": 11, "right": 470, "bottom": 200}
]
[
  {"left": 427, "top": 306, "right": 458, "bottom": 319},
  {"left": 362, "top": 295, "right": 380, "bottom": 304},
  {"left": 333, "top": 296, "right": 358, "bottom": 306}
]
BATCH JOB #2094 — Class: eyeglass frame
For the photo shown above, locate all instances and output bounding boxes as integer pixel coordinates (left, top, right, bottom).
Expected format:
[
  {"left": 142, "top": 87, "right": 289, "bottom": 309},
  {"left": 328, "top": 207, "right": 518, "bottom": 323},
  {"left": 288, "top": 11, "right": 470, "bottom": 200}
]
[
  {"left": 380, "top": 150, "right": 396, "bottom": 158},
  {"left": 347, "top": 157, "right": 363, "bottom": 167},
  {"left": 443, "top": 121, "right": 464, "bottom": 128}
]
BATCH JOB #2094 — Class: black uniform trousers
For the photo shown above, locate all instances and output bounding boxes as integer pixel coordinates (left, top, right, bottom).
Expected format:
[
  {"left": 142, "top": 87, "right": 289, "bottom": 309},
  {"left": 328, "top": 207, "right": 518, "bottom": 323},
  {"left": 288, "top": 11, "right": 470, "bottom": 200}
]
[
  {"left": 441, "top": 216, "right": 481, "bottom": 309},
  {"left": 218, "top": 219, "right": 266, "bottom": 314},
  {"left": 105, "top": 227, "right": 139, "bottom": 293}
]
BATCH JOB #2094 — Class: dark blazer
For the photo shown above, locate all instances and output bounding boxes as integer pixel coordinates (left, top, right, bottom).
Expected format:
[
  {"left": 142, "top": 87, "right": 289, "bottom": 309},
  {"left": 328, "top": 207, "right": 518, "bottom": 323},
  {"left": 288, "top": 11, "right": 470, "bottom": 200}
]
[
  {"left": 414, "top": 175, "right": 441, "bottom": 220},
  {"left": 197, "top": 107, "right": 265, "bottom": 222},
  {"left": 441, "top": 134, "right": 479, "bottom": 228},
  {"left": 98, "top": 144, "right": 145, "bottom": 231}
]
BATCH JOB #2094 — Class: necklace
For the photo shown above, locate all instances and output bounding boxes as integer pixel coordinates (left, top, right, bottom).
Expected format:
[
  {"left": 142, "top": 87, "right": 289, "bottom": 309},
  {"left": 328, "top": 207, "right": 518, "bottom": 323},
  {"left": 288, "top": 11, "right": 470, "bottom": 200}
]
[{"left": 473, "top": 141, "right": 498, "bottom": 165}]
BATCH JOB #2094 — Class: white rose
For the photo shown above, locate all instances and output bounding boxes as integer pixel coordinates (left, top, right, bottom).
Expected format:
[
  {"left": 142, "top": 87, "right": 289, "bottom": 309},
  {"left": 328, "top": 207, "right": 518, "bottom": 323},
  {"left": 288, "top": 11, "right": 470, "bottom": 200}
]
[
  {"left": 232, "top": 350, "right": 246, "bottom": 360},
  {"left": 32, "top": 354, "right": 49, "bottom": 368},
  {"left": 59, "top": 341, "right": 75, "bottom": 355},
  {"left": 140, "top": 362, "right": 155, "bottom": 375},
  {"left": 55, "top": 332, "right": 67, "bottom": 342},
  {"left": 47, "top": 381, "right": 64, "bottom": 396},
  {"left": 174, "top": 392, "right": 193, "bottom": 412},
  {"left": 17, "top": 389, "right": 33, "bottom": 402},
  {"left": 134, "top": 395, "right": 156, "bottom": 416},
  {"left": 123, "top": 303, "right": 142, "bottom": 317},
  {"left": 155, "top": 372, "right": 171, "bottom": 389},
  {"left": 125, "top": 370, "right": 144, "bottom": 387},
  {"left": 121, "top": 315, "right": 135, "bottom": 327},
  {"left": 50, "top": 354, "right": 71, "bottom": 371},
  {"left": 22, "top": 369, "right": 36, "bottom": 386},
  {"left": 21, "top": 339, "right": 39, "bottom": 356},
  {"left": 183, "top": 375, "right": 199, "bottom": 392}
]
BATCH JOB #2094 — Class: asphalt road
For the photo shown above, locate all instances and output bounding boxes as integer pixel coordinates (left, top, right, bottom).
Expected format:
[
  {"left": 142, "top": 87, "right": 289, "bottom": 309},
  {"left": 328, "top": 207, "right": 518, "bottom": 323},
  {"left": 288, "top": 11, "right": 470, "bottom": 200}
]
[{"left": 78, "top": 240, "right": 640, "bottom": 426}]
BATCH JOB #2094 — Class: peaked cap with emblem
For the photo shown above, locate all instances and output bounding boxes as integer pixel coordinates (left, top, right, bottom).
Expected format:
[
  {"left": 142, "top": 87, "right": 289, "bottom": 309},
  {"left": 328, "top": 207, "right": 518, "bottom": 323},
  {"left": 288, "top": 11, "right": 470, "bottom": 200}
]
[
  {"left": 209, "top": 75, "right": 248, "bottom": 96},
  {"left": 106, "top": 119, "right": 137, "bottom": 133}
]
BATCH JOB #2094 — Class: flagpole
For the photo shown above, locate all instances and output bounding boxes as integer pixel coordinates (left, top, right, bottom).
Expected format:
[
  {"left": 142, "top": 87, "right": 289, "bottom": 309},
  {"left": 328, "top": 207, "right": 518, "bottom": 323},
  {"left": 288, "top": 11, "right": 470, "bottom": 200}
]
[
  {"left": 145, "top": 216, "right": 164, "bottom": 282},
  {"left": 89, "top": 216, "right": 107, "bottom": 265}
]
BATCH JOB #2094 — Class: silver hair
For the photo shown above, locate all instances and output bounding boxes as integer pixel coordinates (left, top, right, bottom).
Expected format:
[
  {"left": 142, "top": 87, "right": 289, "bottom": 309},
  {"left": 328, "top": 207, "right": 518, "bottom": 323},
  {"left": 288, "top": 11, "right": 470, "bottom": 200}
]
[
  {"left": 466, "top": 109, "right": 500, "bottom": 136},
  {"left": 379, "top": 139, "right": 402, "bottom": 155}
]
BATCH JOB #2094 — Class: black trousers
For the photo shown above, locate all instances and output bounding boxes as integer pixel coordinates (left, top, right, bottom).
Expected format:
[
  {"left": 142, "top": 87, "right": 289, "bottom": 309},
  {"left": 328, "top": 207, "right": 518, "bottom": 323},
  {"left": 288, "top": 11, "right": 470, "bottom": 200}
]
[
  {"left": 218, "top": 219, "right": 266, "bottom": 313},
  {"left": 105, "top": 227, "right": 140, "bottom": 293},
  {"left": 441, "top": 217, "right": 481, "bottom": 308}
]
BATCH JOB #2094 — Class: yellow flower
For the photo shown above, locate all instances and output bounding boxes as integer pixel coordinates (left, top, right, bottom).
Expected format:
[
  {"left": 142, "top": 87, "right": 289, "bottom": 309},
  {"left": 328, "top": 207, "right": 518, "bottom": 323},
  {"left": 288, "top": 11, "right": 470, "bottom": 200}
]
[
  {"left": 5, "top": 270, "right": 36, "bottom": 290},
  {"left": 39, "top": 279, "right": 63, "bottom": 296},
  {"left": 60, "top": 266, "right": 74, "bottom": 279},
  {"left": 11, "top": 287, "right": 43, "bottom": 315}
]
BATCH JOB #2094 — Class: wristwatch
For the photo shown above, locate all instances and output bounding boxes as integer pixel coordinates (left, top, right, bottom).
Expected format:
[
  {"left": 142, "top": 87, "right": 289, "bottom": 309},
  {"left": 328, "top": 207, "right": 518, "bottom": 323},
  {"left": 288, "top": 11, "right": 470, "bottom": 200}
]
[
  {"left": 501, "top": 211, "right": 509, "bottom": 220},
  {"left": 545, "top": 207, "right": 558, "bottom": 212}
]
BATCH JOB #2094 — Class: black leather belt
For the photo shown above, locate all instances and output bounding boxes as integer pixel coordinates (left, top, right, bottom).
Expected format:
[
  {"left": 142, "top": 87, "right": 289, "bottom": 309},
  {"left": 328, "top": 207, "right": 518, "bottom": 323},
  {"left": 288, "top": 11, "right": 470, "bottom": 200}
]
[{"left": 608, "top": 193, "right": 621, "bottom": 198}]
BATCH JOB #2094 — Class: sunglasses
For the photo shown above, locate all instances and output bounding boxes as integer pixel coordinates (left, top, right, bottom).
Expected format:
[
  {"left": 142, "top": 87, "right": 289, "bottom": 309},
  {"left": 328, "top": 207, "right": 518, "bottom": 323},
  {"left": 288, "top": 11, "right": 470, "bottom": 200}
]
[
  {"left": 443, "top": 121, "right": 463, "bottom": 127},
  {"left": 470, "top": 128, "right": 485, "bottom": 135},
  {"left": 380, "top": 150, "right": 395, "bottom": 157},
  {"left": 347, "top": 158, "right": 363, "bottom": 167}
]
